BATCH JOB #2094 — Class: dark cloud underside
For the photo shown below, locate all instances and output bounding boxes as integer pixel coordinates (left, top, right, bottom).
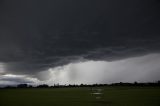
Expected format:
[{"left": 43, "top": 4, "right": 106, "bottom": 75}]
[{"left": 0, "top": 0, "right": 160, "bottom": 74}]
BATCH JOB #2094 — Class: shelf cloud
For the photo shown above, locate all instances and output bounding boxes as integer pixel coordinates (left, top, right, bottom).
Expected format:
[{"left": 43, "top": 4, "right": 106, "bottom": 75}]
[{"left": 0, "top": 0, "right": 160, "bottom": 85}]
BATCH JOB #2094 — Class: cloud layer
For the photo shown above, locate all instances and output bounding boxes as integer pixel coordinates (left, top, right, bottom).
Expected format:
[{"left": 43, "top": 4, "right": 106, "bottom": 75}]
[
  {"left": 1, "top": 54, "right": 160, "bottom": 86},
  {"left": 42, "top": 53, "right": 160, "bottom": 85},
  {"left": 0, "top": 0, "right": 160, "bottom": 73},
  {"left": 0, "top": 0, "right": 160, "bottom": 85}
]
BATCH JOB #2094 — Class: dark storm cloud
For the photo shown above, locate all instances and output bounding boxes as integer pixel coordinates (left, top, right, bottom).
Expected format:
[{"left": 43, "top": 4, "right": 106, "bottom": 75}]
[{"left": 0, "top": 0, "right": 160, "bottom": 74}]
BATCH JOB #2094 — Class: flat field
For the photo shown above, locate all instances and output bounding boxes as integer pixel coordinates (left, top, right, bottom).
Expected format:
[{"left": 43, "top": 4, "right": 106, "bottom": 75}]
[{"left": 0, "top": 86, "right": 160, "bottom": 106}]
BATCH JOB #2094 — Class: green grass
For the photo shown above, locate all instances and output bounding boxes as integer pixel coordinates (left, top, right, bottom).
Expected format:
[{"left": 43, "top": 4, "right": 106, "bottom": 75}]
[{"left": 0, "top": 86, "right": 160, "bottom": 106}]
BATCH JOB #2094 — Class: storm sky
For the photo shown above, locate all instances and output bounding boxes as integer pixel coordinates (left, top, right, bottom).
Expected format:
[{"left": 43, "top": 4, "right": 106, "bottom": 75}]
[{"left": 0, "top": 0, "right": 160, "bottom": 86}]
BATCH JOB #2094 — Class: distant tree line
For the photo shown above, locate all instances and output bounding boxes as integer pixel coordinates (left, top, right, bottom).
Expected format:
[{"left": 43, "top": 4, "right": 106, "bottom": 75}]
[{"left": 1, "top": 81, "right": 160, "bottom": 89}]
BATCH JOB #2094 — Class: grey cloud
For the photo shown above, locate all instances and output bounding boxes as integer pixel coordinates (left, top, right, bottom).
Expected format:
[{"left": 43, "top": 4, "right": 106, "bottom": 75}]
[
  {"left": 45, "top": 54, "right": 160, "bottom": 85},
  {"left": 0, "top": 0, "right": 160, "bottom": 75},
  {"left": 1, "top": 53, "right": 160, "bottom": 85},
  {"left": 0, "top": 74, "right": 37, "bottom": 87}
]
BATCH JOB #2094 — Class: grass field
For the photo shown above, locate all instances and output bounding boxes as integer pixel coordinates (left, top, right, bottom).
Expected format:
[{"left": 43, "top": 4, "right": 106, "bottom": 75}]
[{"left": 0, "top": 86, "right": 160, "bottom": 106}]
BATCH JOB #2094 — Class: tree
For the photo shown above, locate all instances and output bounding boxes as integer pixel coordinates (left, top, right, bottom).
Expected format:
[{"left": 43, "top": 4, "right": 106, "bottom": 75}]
[{"left": 17, "top": 84, "right": 28, "bottom": 88}]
